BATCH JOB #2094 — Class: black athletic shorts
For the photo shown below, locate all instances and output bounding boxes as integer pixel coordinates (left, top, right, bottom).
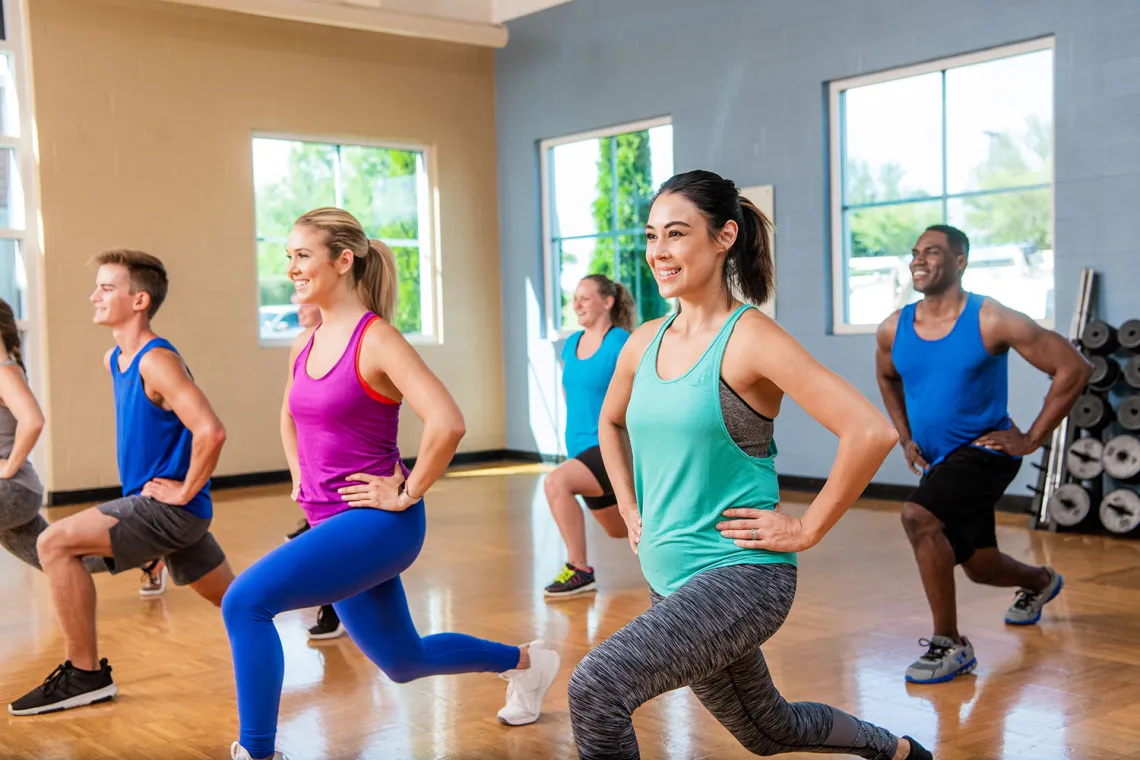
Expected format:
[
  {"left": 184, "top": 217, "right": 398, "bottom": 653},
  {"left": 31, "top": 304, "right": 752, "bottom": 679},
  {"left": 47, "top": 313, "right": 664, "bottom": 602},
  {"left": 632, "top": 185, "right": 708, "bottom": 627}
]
[
  {"left": 573, "top": 445, "right": 617, "bottom": 511},
  {"left": 907, "top": 445, "right": 1022, "bottom": 565}
]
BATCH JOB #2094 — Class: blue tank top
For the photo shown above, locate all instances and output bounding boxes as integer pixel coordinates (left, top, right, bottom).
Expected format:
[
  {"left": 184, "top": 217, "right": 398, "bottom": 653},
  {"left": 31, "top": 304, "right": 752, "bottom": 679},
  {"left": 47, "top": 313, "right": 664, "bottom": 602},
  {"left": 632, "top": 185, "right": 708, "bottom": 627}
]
[
  {"left": 561, "top": 326, "right": 630, "bottom": 458},
  {"left": 891, "top": 292, "right": 1014, "bottom": 468},
  {"left": 111, "top": 338, "right": 212, "bottom": 519}
]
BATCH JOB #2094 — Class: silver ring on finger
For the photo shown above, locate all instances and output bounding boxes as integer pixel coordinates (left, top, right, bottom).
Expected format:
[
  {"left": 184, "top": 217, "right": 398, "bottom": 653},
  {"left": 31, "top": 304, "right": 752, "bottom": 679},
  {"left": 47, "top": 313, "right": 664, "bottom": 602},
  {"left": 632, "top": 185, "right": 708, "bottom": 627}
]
[{"left": 750, "top": 528, "right": 757, "bottom": 541}]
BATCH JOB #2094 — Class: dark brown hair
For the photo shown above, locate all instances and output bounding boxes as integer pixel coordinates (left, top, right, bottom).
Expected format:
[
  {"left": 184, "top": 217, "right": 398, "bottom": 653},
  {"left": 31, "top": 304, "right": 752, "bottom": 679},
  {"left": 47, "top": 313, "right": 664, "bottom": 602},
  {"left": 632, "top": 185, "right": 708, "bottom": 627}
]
[
  {"left": 652, "top": 170, "right": 775, "bottom": 307},
  {"left": 0, "top": 299, "right": 24, "bottom": 371}
]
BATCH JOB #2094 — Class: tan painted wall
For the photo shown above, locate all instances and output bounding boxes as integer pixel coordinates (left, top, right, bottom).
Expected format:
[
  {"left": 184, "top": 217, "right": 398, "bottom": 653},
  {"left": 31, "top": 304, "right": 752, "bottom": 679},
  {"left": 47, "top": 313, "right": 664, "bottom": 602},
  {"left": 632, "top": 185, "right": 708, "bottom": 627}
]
[{"left": 29, "top": 0, "right": 504, "bottom": 492}]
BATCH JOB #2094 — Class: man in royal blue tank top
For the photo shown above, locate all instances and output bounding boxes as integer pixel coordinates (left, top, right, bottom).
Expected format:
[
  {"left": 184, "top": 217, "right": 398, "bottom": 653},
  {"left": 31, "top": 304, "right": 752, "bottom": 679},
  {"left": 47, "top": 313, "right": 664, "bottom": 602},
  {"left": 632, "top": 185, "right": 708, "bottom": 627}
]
[
  {"left": 8, "top": 250, "right": 236, "bottom": 716},
  {"left": 876, "top": 225, "right": 1091, "bottom": 685}
]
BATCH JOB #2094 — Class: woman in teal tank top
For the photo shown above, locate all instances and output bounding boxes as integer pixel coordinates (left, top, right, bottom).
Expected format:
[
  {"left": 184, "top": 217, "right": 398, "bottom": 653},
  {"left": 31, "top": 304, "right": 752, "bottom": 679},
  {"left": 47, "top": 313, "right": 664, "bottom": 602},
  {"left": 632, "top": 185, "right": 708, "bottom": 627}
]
[{"left": 567, "top": 171, "right": 933, "bottom": 760}]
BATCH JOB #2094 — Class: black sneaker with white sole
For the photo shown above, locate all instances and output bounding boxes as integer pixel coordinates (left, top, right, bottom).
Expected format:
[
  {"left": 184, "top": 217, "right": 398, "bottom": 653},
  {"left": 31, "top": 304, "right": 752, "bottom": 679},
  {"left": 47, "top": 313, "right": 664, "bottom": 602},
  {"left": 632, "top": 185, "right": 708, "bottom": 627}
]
[
  {"left": 8, "top": 659, "right": 118, "bottom": 716},
  {"left": 307, "top": 605, "right": 345, "bottom": 640}
]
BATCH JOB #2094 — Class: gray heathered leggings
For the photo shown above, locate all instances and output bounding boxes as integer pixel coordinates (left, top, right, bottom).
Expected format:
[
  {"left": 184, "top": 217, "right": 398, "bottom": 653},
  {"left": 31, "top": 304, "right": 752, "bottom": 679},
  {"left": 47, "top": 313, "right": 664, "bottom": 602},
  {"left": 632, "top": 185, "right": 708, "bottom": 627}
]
[
  {"left": 568, "top": 563, "right": 900, "bottom": 759},
  {"left": 0, "top": 479, "right": 106, "bottom": 573}
]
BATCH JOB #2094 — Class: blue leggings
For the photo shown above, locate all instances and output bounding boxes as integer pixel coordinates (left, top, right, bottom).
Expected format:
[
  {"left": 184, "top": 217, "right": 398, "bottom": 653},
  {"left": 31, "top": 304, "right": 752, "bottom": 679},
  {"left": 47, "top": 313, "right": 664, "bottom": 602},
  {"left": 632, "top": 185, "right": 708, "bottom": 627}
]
[{"left": 222, "top": 503, "right": 520, "bottom": 759}]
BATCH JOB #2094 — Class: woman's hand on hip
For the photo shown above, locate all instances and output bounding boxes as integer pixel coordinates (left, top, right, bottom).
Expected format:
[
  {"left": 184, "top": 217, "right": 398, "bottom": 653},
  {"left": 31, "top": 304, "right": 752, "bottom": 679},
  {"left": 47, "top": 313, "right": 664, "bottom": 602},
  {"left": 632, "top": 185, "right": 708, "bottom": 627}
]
[
  {"left": 338, "top": 464, "right": 415, "bottom": 511},
  {"left": 716, "top": 505, "right": 816, "bottom": 553}
]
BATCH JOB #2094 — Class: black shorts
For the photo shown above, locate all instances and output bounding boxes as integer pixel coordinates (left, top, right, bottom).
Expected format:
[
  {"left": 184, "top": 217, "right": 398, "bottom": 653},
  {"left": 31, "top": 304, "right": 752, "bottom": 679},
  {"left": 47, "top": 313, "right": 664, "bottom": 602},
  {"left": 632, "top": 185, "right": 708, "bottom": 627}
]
[
  {"left": 573, "top": 445, "right": 617, "bottom": 511},
  {"left": 907, "top": 445, "right": 1022, "bottom": 565}
]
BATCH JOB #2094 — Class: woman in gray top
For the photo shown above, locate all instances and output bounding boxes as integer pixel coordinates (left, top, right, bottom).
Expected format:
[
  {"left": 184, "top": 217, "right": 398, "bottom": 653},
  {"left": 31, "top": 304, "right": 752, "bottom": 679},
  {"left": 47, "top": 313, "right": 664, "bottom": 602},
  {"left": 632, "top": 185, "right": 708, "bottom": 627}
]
[{"left": 0, "top": 299, "right": 104, "bottom": 575}]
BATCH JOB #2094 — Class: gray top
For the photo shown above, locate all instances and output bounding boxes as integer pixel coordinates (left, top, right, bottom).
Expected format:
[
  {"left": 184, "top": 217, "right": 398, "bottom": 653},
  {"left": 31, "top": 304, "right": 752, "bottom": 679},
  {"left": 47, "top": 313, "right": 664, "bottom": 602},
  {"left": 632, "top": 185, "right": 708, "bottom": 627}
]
[
  {"left": 720, "top": 378, "right": 774, "bottom": 458},
  {"left": 0, "top": 359, "right": 44, "bottom": 495}
]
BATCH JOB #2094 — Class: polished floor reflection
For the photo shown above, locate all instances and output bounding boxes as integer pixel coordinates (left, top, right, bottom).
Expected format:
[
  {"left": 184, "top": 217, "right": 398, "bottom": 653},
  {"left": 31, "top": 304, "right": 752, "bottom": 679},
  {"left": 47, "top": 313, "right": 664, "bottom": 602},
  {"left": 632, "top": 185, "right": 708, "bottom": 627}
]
[{"left": 3, "top": 462, "right": 1140, "bottom": 759}]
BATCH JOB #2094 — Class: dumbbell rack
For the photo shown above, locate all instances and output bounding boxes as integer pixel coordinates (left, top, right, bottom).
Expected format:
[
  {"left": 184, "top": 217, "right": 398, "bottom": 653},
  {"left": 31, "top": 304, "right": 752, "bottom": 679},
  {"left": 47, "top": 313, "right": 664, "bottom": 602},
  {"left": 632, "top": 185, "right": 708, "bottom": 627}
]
[{"left": 1031, "top": 286, "right": 1140, "bottom": 537}]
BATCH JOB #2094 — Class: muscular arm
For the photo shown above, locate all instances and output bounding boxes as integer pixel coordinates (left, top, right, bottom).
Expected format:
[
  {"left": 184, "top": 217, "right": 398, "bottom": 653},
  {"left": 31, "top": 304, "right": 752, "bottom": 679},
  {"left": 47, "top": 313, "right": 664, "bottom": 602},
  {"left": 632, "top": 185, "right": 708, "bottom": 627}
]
[
  {"left": 360, "top": 320, "right": 465, "bottom": 500},
  {"left": 138, "top": 349, "right": 227, "bottom": 505},
  {"left": 978, "top": 299, "right": 1093, "bottom": 453},
  {"left": 875, "top": 312, "right": 911, "bottom": 441},
  {"left": 875, "top": 312, "right": 926, "bottom": 474},
  {"left": 0, "top": 362, "right": 45, "bottom": 479}
]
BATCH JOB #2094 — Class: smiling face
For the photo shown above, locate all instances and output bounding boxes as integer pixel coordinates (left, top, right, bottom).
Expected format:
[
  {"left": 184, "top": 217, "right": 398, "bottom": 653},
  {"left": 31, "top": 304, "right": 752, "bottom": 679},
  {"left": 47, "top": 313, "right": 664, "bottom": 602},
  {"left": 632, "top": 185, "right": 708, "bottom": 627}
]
[
  {"left": 910, "top": 229, "right": 966, "bottom": 295},
  {"left": 285, "top": 223, "right": 353, "bottom": 308},
  {"left": 644, "top": 191, "right": 736, "bottom": 302},
  {"left": 572, "top": 278, "right": 613, "bottom": 328},
  {"left": 90, "top": 264, "right": 146, "bottom": 327}
]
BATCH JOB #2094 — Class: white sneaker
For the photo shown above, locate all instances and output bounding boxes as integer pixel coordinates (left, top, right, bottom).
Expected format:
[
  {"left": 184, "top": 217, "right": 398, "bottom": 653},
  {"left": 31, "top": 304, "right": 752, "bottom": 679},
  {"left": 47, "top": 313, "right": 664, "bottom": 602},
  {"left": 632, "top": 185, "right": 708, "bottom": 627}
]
[
  {"left": 496, "top": 640, "right": 560, "bottom": 726},
  {"left": 230, "top": 741, "right": 289, "bottom": 760},
  {"left": 139, "top": 565, "right": 167, "bottom": 597}
]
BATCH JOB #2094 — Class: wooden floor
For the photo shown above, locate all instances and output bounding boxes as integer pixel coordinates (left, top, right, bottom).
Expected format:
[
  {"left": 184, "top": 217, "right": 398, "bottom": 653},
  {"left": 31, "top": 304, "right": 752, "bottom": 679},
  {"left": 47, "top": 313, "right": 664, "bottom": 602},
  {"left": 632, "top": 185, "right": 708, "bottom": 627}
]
[{"left": 3, "top": 463, "right": 1140, "bottom": 760}]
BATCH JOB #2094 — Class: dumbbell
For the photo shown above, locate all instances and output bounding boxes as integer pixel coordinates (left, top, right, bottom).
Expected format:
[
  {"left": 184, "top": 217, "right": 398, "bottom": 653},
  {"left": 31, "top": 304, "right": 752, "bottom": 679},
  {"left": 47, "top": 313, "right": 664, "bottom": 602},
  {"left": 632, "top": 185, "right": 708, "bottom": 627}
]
[
  {"left": 1082, "top": 320, "right": 1119, "bottom": 355},
  {"left": 1118, "top": 319, "right": 1140, "bottom": 353},
  {"left": 1071, "top": 393, "right": 1114, "bottom": 433},
  {"left": 1119, "top": 394, "right": 1140, "bottom": 432},
  {"left": 1102, "top": 433, "right": 1140, "bottom": 484},
  {"left": 1088, "top": 355, "right": 1122, "bottom": 393},
  {"left": 1125, "top": 355, "right": 1140, "bottom": 390},
  {"left": 1066, "top": 436, "right": 1105, "bottom": 480},
  {"left": 1048, "top": 483, "right": 1094, "bottom": 527},
  {"left": 1098, "top": 488, "right": 1140, "bottom": 534}
]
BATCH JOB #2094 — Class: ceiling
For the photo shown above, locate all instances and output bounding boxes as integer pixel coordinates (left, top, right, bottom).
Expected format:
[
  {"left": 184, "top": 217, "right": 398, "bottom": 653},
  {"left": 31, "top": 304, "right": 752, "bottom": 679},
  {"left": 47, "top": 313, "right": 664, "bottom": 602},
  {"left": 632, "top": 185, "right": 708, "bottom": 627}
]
[{"left": 150, "top": 0, "right": 573, "bottom": 47}]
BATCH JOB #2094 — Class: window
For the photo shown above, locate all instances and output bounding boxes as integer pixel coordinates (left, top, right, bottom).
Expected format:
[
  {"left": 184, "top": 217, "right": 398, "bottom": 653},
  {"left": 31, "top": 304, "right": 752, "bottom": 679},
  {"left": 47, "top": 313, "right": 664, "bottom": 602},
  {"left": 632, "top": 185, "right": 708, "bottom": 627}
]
[
  {"left": 541, "top": 118, "right": 674, "bottom": 335},
  {"left": 829, "top": 39, "right": 1054, "bottom": 332},
  {"left": 252, "top": 135, "right": 436, "bottom": 344}
]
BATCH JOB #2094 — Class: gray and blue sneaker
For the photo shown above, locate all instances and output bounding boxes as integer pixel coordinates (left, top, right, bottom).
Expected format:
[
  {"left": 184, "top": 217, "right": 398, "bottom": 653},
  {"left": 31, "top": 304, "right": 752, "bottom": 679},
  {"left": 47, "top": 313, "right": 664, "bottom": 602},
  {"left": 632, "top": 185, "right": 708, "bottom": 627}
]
[
  {"left": 1005, "top": 566, "right": 1063, "bottom": 625},
  {"left": 905, "top": 635, "right": 976, "bottom": 684}
]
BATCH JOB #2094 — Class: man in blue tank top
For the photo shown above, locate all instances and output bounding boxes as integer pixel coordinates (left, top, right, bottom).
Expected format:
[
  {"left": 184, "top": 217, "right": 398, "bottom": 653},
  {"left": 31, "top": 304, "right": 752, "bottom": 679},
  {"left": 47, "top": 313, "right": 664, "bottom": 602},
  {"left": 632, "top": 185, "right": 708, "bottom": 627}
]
[
  {"left": 876, "top": 225, "right": 1091, "bottom": 685},
  {"left": 8, "top": 250, "right": 236, "bottom": 717}
]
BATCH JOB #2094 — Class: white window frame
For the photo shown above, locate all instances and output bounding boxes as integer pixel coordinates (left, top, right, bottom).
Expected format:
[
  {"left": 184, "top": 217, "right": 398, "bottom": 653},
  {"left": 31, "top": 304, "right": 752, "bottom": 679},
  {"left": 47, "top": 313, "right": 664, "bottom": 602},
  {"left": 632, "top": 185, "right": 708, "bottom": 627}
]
[
  {"left": 251, "top": 131, "right": 442, "bottom": 346},
  {"left": 828, "top": 37, "right": 1056, "bottom": 335},
  {"left": 539, "top": 115, "right": 672, "bottom": 341},
  {"left": 0, "top": 0, "right": 47, "bottom": 479}
]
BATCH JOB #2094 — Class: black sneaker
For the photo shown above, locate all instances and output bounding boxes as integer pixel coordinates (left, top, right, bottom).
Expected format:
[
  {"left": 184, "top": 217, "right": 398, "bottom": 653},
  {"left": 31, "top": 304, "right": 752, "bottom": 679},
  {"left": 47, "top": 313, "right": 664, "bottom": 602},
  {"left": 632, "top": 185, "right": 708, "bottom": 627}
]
[
  {"left": 8, "top": 659, "right": 118, "bottom": 716},
  {"left": 285, "top": 519, "right": 311, "bottom": 541},
  {"left": 307, "top": 605, "right": 345, "bottom": 640},
  {"left": 543, "top": 563, "right": 597, "bottom": 599},
  {"left": 902, "top": 735, "right": 934, "bottom": 759}
]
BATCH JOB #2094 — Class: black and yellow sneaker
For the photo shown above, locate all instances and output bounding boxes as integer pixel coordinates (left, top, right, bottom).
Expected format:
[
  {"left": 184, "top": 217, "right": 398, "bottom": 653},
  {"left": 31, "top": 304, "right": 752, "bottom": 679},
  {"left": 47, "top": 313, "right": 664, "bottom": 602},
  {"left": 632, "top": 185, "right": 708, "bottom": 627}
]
[
  {"left": 8, "top": 659, "right": 117, "bottom": 716},
  {"left": 543, "top": 563, "right": 597, "bottom": 599}
]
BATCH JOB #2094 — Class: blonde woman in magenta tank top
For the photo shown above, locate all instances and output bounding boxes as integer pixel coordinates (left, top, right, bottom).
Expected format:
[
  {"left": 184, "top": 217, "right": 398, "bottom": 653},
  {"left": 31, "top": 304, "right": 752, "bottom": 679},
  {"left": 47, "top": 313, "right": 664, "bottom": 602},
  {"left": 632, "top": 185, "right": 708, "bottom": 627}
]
[
  {"left": 567, "top": 172, "right": 933, "bottom": 760},
  {"left": 222, "top": 209, "right": 560, "bottom": 760}
]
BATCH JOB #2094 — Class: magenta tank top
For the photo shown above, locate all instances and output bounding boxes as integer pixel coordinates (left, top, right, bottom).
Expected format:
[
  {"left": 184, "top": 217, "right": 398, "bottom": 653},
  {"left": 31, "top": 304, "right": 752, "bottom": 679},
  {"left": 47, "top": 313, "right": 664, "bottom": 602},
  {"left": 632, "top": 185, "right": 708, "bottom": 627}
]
[{"left": 289, "top": 312, "right": 408, "bottom": 525}]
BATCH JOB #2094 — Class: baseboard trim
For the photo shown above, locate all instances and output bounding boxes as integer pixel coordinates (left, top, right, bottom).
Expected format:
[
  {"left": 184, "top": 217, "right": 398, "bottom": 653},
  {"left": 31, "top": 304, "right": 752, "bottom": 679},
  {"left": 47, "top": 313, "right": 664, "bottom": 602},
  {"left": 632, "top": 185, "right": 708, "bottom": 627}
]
[
  {"left": 47, "top": 450, "right": 1032, "bottom": 514},
  {"left": 45, "top": 448, "right": 557, "bottom": 507},
  {"left": 778, "top": 475, "right": 1032, "bottom": 515}
]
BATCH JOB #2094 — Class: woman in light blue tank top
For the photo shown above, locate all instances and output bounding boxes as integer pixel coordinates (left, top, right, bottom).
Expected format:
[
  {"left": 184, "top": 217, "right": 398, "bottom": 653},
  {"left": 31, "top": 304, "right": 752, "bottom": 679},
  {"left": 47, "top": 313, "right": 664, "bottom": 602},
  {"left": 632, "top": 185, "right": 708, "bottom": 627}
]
[
  {"left": 567, "top": 171, "right": 933, "bottom": 760},
  {"left": 543, "top": 274, "right": 633, "bottom": 599}
]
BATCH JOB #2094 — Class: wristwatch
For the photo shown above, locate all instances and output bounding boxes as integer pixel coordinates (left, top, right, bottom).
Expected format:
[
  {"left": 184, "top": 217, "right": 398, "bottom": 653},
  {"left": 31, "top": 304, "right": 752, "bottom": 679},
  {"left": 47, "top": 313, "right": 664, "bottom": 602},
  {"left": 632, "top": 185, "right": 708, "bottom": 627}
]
[{"left": 398, "top": 482, "right": 420, "bottom": 501}]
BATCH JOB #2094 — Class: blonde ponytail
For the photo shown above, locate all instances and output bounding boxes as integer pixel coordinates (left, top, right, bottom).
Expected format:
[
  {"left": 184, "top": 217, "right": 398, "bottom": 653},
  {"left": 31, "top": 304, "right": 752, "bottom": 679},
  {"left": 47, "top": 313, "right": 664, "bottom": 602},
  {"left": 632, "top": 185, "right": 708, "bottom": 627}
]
[
  {"left": 294, "top": 207, "right": 399, "bottom": 322},
  {"left": 361, "top": 239, "right": 398, "bottom": 322}
]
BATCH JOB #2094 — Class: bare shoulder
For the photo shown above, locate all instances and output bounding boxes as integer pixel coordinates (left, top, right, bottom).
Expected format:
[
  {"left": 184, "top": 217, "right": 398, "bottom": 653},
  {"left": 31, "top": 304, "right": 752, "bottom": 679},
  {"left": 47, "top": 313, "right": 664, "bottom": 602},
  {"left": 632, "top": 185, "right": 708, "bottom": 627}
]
[
  {"left": 359, "top": 314, "right": 404, "bottom": 348},
  {"left": 138, "top": 346, "right": 189, "bottom": 380},
  {"left": 102, "top": 347, "right": 115, "bottom": 372},
  {"left": 875, "top": 308, "right": 903, "bottom": 351}
]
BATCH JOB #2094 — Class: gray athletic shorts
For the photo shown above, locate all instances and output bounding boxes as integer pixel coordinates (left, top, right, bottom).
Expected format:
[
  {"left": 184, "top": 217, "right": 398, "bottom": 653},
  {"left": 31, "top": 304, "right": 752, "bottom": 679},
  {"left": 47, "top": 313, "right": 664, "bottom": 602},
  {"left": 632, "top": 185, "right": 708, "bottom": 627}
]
[{"left": 96, "top": 495, "right": 225, "bottom": 586}]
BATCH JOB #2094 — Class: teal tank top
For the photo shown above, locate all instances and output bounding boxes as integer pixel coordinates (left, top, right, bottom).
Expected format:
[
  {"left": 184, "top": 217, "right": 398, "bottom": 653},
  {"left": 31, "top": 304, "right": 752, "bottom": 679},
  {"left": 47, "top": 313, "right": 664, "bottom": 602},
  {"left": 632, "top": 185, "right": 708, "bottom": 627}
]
[{"left": 627, "top": 304, "right": 795, "bottom": 597}]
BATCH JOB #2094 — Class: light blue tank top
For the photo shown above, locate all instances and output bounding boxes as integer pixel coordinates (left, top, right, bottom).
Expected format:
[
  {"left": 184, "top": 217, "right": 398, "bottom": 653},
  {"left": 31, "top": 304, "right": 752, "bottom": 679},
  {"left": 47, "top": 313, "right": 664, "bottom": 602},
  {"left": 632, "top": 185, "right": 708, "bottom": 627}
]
[
  {"left": 892, "top": 292, "right": 1014, "bottom": 467},
  {"left": 561, "top": 326, "right": 629, "bottom": 458}
]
